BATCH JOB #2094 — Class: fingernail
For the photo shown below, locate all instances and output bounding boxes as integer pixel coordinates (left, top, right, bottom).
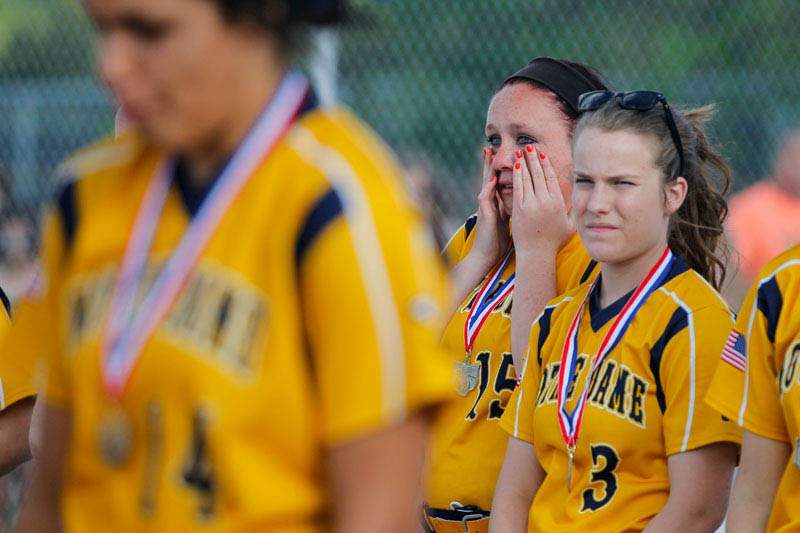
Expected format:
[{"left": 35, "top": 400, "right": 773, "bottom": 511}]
[
  {"left": 514, "top": 162, "right": 521, "bottom": 170},
  {"left": 526, "top": 144, "right": 533, "bottom": 153},
  {"left": 516, "top": 150, "right": 523, "bottom": 158},
  {"left": 539, "top": 152, "right": 546, "bottom": 160}
]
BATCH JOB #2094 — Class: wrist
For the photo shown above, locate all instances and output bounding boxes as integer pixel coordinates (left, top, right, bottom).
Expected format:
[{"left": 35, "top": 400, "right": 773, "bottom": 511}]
[
  {"left": 463, "top": 248, "right": 499, "bottom": 275},
  {"left": 515, "top": 241, "right": 559, "bottom": 260}
]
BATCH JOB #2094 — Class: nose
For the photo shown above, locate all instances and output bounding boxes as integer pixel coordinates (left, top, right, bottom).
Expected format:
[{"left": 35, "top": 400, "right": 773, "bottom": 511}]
[
  {"left": 491, "top": 142, "right": 516, "bottom": 174},
  {"left": 585, "top": 182, "right": 613, "bottom": 215}
]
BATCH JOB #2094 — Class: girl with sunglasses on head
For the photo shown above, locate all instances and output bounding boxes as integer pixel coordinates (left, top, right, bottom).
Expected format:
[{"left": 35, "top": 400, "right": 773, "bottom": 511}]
[
  {"left": 490, "top": 92, "right": 742, "bottom": 532},
  {"left": 706, "top": 242, "right": 800, "bottom": 533},
  {"left": 12, "top": 1, "right": 454, "bottom": 532},
  {"left": 423, "top": 58, "right": 610, "bottom": 532}
]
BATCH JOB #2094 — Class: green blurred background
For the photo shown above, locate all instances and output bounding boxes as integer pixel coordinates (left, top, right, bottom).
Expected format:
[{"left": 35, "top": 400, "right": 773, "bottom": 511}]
[
  {"left": 0, "top": 0, "right": 798, "bottom": 528},
  {"left": 1, "top": 0, "right": 798, "bottom": 233}
]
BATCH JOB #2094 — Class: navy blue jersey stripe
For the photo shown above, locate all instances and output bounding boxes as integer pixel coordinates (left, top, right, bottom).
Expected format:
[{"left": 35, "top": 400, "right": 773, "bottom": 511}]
[
  {"left": 0, "top": 285, "right": 10, "bottom": 316},
  {"left": 536, "top": 306, "right": 557, "bottom": 366},
  {"left": 464, "top": 214, "right": 478, "bottom": 239},
  {"left": 648, "top": 307, "right": 689, "bottom": 413},
  {"left": 56, "top": 180, "right": 78, "bottom": 252},
  {"left": 757, "top": 276, "right": 783, "bottom": 344},
  {"left": 579, "top": 259, "right": 598, "bottom": 284},
  {"left": 295, "top": 187, "right": 344, "bottom": 269}
]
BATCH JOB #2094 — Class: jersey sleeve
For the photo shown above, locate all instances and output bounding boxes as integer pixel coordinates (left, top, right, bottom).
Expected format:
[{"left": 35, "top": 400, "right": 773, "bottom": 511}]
[
  {"left": 441, "top": 215, "right": 476, "bottom": 267},
  {"left": 661, "top": 305, "right": 742, "bottom": 455},
  {"left": 299, "top": 185, "right": 454, "bottom": 446},
  {"left": 499, "top": 312, "right": 549, "bottom": 444},
  {"left": 0, "top": 211, "right": 68, "bottom": 410},
  {"left": 706, "top": 276, "right": 788, "bottom": 442}
]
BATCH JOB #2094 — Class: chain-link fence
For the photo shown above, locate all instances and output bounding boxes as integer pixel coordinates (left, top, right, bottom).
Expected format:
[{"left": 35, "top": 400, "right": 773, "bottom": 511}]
[{"left": 0, "top": 0, "right": 798, "bottom": 526}]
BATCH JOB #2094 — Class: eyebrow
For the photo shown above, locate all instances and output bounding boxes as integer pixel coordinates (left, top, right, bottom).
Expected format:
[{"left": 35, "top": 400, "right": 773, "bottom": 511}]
[{"left": 573, "top": 170, "right": 640, "bottom": 181}]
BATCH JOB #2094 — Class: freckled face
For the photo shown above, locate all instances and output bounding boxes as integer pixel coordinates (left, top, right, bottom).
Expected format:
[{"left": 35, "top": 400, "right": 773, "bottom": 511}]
[
  {"left": 485, "top": 83, "right": 574, "bottom": 216},
  {"left": 572, "top": 127, "right": 678, "bottom": 266}
]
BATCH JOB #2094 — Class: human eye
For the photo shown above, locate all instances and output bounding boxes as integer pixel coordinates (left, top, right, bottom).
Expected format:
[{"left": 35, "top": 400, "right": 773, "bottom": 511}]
[
  {"left": 486, "top": 134, "right": 501, "bottom": 148},
  {"left": 516, "top": 134, "right": 537, "bottom": 145},
  {"left": 573, "top": 174, "right": 592, "bottom": 185},
  {"left": 123, "top": 16, "right": 173, "bottom": 43},
  {"left": 613, "top": 178, "right": 636, "bottom": 187}
]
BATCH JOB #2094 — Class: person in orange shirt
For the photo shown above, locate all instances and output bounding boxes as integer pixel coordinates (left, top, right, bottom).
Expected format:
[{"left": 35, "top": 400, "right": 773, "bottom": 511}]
[{"left": 726, "top": 131, "right": 800, "bottom": 306}]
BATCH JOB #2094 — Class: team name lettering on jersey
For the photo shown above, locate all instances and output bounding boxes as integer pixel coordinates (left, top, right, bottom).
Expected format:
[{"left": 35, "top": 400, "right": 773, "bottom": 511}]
[
  {"left": 537, "top": 356, "right": 649, "bottom": 428},
  {"left": 67, "top": 263, "right": 268, "bottom": 376},
  {"left": 779, "top": 340, "right": 800, "bottom": 395},
  {"left": 460, "top": 284, "right": 513, "bottom": 319}
]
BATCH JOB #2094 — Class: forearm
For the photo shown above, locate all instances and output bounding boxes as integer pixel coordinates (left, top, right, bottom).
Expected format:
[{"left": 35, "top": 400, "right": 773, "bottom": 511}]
[
  {"left": 645, "top": 443, "right": 738, "bottom": 533},
  {"left": 17, "top": 401, "right": 69, "bottom": 533},
  {"left": 726, "top": 484, "right": 774, "bottom": 533},
  {"left": 489, "top": 485, "right": 532, "bottom": 533},
  {"left": 445, "top": 253, "right": 493, "bottom": 325},
  {"left": 725, "top": 432, "right": 789, "bottom": 533},
  {"left": 643, "top": 499, "right": 724, "bottom": 533},
  {"left": 510, "top": 249, "right": 557, "bottom": 370},
  {"left": 328, "top": 415, "right": 429, "bottom": 533},
  {"left": 0, "top": 397, "right": 34, "bottom": 476},
  {"left": 17, "top": 462, "right": 63, "bottom": 533},
  {"left": 489, "top": 438, "right": 542, "bottom": 533}
]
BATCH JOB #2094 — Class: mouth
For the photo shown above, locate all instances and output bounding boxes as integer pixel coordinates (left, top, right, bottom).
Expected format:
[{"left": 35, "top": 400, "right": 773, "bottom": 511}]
[
  {"left": 585, "top": 223, "right": 618, "bottom": 232},
  {"left": 497, "top": 173, "right": 513, "bottom": 195},
  {"left": 497, "top": 182, "right": 513, "bottom": 195}
]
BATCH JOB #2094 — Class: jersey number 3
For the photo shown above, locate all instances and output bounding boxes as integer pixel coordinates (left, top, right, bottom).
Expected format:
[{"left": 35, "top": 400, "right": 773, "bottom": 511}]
[{"left": 581, "top": 443, "right": 620, "bottom": 512}]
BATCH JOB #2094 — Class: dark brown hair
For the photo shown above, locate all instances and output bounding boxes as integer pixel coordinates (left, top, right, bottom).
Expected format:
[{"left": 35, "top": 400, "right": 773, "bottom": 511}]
[
  {"left": 210, "top": 0, "right": 342, "bottom": 45},
  {"left": 575, "top": 101, "right": 732, "bottom": 289}
]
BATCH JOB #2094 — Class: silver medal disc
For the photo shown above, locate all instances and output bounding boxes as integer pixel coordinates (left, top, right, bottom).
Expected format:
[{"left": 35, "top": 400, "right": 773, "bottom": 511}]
[
  {"left": 454, "top": 361, "right": 480, "bottom": 397},
  {"left": 98, "top": 407, "right": 134, "bottom": 468}
]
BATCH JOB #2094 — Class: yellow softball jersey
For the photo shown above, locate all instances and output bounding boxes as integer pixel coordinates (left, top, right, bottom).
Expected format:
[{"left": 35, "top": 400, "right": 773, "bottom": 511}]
[
  {"left": 706, "top": 244, "right": 800, "bottom": 532},
  {"left": 501, "top": 258, "right": 741, "bottom": 532},
  {"left": 424, "top": 218, "right": 597, "bottom": 513},
  {"left": 0, "top": 293, "right": 12, "bottom": 408},
  {"left": 8, "top": 96, "right": 453, "bottom": 532}
]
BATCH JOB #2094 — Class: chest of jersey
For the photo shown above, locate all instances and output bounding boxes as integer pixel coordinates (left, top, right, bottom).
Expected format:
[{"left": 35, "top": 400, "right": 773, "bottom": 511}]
[
  {"left": 533, "top": 327, "right": 666, "bottom": 474},
  {"left": 58, "top": 147, "right": 330, "bottom": 527}
]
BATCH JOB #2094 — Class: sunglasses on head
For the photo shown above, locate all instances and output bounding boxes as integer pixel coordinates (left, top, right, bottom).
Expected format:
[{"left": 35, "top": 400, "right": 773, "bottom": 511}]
[{"left": 577, "top": 90, "right": 685, "bottom": 178}]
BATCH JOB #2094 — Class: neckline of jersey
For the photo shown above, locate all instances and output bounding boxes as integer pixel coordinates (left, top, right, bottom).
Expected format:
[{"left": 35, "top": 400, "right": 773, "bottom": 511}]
[
  {"left": 171, "top": 86, "right": 321, "bottom": 218},
  {"left": 587, "top": 255, "right": 690, "bottom": 332}
]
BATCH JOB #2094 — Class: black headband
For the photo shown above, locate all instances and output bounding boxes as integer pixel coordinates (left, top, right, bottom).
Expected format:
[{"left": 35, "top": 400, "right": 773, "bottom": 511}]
[{"left": 503, "top": 57, "right": 604, "bottom": 115}]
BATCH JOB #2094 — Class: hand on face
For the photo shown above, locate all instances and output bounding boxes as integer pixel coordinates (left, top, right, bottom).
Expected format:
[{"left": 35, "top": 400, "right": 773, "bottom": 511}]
[
  {"left": 466, "top": 147, "right": 512, "bottom": 272},
  {"left": 510, "top": 144, "right": 575, "bottom": 256}
]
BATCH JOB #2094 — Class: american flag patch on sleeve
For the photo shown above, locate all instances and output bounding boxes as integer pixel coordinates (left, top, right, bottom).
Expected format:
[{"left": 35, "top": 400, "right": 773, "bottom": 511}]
[{"left": 721, "top": 329, "right": 747, "bottom": 372}]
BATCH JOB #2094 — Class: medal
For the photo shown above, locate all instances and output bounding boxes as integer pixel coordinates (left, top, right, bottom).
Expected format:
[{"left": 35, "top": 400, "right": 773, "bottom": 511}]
[
  {"left": 98, "top": 404, "right": 134, "bottom": 468},
  {"left": 556, "top": 247, "right": 674, "bottom": 492},
  {"left": 458, "top": 251, "right": 515, "bottom": 395},
  {"left": 95, "top": 72, "right": 310, "bottom": 466},
  {"left": 102, "top": 71, "right": 310, "bottom": 399},
  {"left": 454, "top": 358, "right": 480, "bottom": 397},
  {"left": 566, "top": 445, "right": 575, "bottom": 491}
]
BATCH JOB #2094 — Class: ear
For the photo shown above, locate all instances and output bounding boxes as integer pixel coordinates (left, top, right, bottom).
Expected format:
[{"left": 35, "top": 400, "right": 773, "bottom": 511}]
[{"left": 663, "top": 176, "right": 688, "bottom": 216}]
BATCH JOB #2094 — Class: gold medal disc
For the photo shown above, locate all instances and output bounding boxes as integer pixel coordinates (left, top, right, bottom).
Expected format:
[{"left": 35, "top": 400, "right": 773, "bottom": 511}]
[{"left": 98, "top": 405, "right": 134, "bottom": 468}]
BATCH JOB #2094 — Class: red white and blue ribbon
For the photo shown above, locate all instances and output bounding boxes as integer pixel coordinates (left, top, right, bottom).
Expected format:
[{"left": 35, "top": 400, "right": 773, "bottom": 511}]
[
  {"left": 102, "top": 71, "right": 310, "bottom": 398},
  {"left": 556, "top": 247, "right": 674, "bottom": 448},
  {"left": 463, "top": 250, "right": 515, "bottom": 355}
]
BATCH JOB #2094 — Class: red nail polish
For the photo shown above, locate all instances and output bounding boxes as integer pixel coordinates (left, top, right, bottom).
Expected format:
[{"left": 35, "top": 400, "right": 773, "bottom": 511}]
[
  {"left": 539, "top": 152, "right": 546, "bottom": 160},
  {"left": 514, "top": 162, "right": 521, "bottom": 170},
  {"left": 516, "top": 150, "right": 523, "bottom": 158},
  {"left": 526, "top": 144, "right": 533, "bottom": 153}
]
